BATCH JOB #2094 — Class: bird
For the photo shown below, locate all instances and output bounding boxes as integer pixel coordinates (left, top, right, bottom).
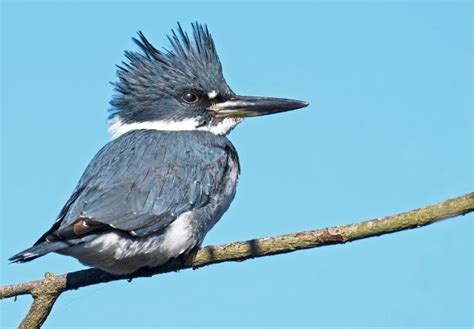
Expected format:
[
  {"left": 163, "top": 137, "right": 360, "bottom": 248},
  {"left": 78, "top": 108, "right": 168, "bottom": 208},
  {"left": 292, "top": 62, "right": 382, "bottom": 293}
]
[{"left": 9, "top": 22, "right": 308, "bottom": 275}]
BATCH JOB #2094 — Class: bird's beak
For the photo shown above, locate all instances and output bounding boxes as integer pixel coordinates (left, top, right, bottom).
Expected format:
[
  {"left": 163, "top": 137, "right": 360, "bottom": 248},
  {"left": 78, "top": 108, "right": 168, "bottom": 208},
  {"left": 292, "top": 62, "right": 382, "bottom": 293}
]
[{"left": 211, "top": 95, "right": 309, "bottom": 118}]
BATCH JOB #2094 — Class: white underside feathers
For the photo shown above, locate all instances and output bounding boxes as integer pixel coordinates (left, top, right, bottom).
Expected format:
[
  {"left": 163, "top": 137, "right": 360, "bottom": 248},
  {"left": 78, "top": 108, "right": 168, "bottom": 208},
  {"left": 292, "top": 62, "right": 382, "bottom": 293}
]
[{"left": 60, "top": 211, "right": 197, "bottom": 275}]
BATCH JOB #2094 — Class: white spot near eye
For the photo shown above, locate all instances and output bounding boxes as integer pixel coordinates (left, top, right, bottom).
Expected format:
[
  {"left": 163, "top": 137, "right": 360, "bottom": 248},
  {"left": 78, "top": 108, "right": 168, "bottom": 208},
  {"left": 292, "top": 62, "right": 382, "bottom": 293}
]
[{"left": 208, "top": 90, "right": 218, "bottom": 99}]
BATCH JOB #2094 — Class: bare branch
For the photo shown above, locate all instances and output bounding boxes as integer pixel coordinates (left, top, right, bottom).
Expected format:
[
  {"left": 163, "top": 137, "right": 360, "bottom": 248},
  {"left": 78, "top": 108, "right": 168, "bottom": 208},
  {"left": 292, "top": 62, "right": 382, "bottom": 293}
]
[
  {"left": 18, "top": 273, "right": 61, "bottom": 329},
  {"left": 1, "top": 192, "right": 473, "bottom": 328}
]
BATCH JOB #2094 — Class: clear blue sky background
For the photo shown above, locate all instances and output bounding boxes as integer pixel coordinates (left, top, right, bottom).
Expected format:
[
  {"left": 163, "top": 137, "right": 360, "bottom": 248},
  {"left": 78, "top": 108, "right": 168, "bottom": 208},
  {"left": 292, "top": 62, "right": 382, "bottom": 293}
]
[{"left": 1, "top": 1, "right": 472, "bottom": 328}]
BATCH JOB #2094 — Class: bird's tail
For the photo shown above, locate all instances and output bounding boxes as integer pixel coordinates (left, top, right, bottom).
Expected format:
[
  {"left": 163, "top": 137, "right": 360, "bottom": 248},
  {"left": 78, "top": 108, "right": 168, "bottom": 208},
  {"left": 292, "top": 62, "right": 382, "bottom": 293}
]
[{"left": 9, "top": 240, "right": 77, "bottom": 263}]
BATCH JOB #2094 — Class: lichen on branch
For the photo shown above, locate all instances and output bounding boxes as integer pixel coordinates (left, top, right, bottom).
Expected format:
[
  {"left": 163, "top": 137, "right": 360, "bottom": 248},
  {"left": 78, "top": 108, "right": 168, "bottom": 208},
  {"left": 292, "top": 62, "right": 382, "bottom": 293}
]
[{"left": 1, "top": 192, "right": 473, "bottom": 329}]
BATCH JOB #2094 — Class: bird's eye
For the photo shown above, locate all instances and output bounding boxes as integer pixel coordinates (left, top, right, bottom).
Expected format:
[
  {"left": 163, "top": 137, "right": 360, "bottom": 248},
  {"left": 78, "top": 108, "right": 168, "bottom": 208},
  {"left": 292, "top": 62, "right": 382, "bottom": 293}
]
[{"left": 182, "top": 92, "right": 199, "bottom": 104}]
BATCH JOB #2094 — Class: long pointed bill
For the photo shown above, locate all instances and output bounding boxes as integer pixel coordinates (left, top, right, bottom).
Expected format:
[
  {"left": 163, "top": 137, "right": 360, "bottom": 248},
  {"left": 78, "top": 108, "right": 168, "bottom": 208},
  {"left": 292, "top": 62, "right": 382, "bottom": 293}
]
[{"left": 211, "top": 95, "right": 309, "bottom": 118}]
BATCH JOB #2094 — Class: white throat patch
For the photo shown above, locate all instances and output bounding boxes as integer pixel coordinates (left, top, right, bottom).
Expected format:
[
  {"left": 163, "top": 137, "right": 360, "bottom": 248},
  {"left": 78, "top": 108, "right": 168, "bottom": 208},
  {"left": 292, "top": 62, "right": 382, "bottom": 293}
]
[{"left": 107, "top": 116, "right": 242, "bottom": 139}]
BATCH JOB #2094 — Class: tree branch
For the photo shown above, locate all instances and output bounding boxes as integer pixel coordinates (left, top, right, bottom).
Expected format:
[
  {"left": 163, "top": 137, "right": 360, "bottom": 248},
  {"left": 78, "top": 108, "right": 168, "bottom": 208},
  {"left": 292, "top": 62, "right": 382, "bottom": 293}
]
[{"left": 2, "top": 192, "right": 473, "bottom": 328}]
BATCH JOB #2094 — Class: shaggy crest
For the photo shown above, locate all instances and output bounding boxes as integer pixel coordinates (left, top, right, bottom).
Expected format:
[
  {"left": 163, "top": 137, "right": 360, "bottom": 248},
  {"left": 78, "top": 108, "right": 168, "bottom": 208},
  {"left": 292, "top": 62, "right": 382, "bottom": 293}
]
[{"left": 110, "top": 22, "right": 228, "bottom": 121}]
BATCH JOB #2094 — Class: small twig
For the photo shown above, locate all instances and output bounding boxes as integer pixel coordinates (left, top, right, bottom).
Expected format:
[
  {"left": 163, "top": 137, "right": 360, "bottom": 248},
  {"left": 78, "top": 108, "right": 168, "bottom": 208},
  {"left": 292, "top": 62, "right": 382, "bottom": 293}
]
[
  {"left": 18, "top": 273, "right": 61, "bottom": 329},
  {"left": 1, "top": 192, "right": 473, "bottom": 328}
]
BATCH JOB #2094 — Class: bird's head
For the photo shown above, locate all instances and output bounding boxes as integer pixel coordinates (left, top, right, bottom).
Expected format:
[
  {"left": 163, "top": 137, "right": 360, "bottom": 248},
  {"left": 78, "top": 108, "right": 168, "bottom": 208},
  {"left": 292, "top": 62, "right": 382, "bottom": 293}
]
[{"left": 109, "top": 22, "right": 308, "bottom": 138}]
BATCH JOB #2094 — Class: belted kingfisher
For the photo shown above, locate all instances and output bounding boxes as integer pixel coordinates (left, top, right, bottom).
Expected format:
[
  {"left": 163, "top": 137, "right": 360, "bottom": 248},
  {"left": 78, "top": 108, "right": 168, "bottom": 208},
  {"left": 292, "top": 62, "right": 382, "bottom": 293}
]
[{"left": 9, "top": 22, "right": 308, "bottom": 275}]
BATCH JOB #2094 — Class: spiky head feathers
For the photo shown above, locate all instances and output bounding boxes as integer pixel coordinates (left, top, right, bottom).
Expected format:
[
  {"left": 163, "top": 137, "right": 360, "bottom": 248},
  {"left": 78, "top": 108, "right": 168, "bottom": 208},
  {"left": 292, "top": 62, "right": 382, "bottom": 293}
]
[{"left": 110, "top": 22, "right": 232, "bottom": 123}]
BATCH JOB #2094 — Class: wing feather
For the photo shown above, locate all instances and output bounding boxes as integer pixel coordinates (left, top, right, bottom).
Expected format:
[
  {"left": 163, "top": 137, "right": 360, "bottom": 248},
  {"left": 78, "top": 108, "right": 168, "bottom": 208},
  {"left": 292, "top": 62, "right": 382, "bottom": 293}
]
[{"left": 52, "top": 130, "right": 233, "bottom": 238}]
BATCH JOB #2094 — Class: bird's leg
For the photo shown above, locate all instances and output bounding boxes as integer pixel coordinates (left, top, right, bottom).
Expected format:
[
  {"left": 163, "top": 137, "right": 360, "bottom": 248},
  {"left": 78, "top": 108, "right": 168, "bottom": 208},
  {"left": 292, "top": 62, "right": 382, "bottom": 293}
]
[{"left": 184, "top": 247, "right": 200, "bottom": 270}]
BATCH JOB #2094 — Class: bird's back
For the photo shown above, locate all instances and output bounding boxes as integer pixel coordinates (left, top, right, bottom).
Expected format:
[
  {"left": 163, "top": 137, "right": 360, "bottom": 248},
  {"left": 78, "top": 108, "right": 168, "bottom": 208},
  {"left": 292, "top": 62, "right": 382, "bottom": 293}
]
[
  {"left": 61, "top": 129, "right": 240, "bottom": 234},
  {"left": 10, "top": 130, "right": 240, "bottom": 274}
]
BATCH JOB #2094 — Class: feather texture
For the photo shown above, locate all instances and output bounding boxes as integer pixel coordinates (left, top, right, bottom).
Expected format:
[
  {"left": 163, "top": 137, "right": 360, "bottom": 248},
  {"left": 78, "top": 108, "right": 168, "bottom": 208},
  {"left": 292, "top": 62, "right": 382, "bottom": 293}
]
[{"left": 9, "top": 130, "right": 240, "bottom": 273}]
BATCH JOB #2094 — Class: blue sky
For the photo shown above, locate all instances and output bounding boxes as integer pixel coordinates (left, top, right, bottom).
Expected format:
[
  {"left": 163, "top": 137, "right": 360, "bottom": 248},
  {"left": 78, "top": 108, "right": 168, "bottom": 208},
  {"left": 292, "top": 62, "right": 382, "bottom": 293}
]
[{"left": 1, "top": 1, "right": 472, "bottom": 328}]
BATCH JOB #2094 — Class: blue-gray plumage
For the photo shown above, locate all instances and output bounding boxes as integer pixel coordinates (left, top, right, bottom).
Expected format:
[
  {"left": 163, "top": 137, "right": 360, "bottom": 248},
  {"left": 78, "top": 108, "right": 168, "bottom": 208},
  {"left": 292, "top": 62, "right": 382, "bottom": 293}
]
[{"left": 9, "top": 22, "right": 308, "bottom": 274}]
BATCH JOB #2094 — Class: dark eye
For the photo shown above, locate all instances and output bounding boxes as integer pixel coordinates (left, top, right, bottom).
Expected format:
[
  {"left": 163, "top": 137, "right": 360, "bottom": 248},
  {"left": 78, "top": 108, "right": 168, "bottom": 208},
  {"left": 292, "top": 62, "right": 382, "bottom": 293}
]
[{"left": 182, "top": 92, "right": 199, "bottom": 104}]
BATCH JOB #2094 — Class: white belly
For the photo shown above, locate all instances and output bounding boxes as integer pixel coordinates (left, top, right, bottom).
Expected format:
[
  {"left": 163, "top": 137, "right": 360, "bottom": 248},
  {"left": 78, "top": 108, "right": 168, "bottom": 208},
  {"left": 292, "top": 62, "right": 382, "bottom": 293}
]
[{"left": 59, "top": 211, "right": 197, "bottom": 275}]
